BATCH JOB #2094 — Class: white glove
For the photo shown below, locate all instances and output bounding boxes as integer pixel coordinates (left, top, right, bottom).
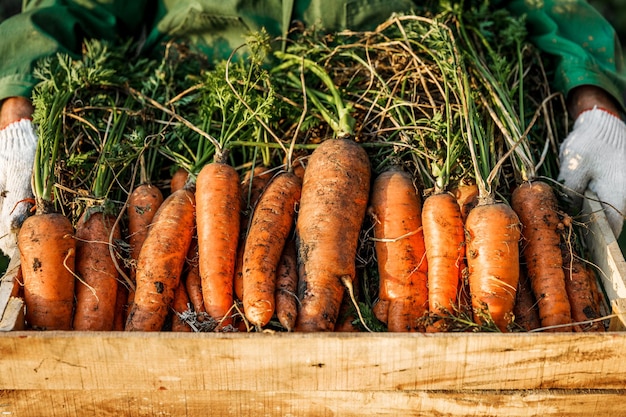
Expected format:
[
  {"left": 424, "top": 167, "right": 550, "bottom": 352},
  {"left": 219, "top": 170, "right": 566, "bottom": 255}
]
[
  {"left": 0, "top": 119, "right": 37, "bottom": 256},
  {"left": 558, "top": 107, "right": 626, "bottom": 238}
]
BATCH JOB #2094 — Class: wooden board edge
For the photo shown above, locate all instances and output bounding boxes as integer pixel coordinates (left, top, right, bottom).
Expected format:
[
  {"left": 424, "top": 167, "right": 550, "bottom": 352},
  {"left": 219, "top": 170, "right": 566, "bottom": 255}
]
[
  {"left": 1, "top": 388, "right": 624, "bottom": 417},
  {"left": 0, "top": 248, "right": 22, "bottom": 331}
]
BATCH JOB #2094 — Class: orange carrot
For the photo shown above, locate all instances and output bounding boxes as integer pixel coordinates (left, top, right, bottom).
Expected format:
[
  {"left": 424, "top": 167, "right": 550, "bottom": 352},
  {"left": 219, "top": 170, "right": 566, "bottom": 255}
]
[
  {"left": 113, "top": 283, "right": 129, "bottom": 331},
  {"left": 513, "top": 269, "right": 541, "bottom": 331},
  {"left": 562, "top": 251, "right": 605, "bottom": 332},
  {"left": 17, "top": 212, "right": 76, "bottom": 330},
  {"left": 73, "top": 210, "right": 122, "bottom": 331},
  {"left": 422, "top": 192, "right": 465, "bottom": 330},
  {"left": 334, "top": 291, "right": 360, "bottom": 332},
  {"left": 243, "top": 171, "right": 302, "bottom": 328},
  {"left": 511, "top": 181, "right": 572, "bottom": 331},
  {"left": 275, "top": 237, "right": 299, "bottom": 331},
  {"left": 234, "top": 166, "right": 272, "bottom": 301},
  {"left": 126, "top": 183, "right": 164, "bottom": 310},
  {"left": 295, "top": 139, "right": 371, "bottom": 332},
  {"left": 170, "top": 281, "right": 193, "bottom": 332},
  {"left": 125, "top": 187, "right": 196, "bottom": 331},
  {"left": 195, "top": 162, "right": 241, "bottom": 328},
  {"left": 465, "top": 200, "right": 521, "bottom": 332},
  {"left": 184, "top": 237, "right": 205, "bottom": 314},
  {"left": 452, "top": 182, "right": 479, "bottom": 222},
  {"left": 372, "top": 299, "right": 389, "bottom": 325},
  {"left": 170, "top": 167, "right": 189, "bottom": 194},
  {"left": 369, "top": 168, "right": 428, "bottom": 332}
]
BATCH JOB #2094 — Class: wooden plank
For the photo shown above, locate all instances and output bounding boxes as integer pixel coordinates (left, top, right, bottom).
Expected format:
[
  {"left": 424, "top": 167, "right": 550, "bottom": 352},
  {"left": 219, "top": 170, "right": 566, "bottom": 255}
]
[
  {"left": 1, "top": 332, "right": 625, "bottom": 392},
  {"left": 0, "top": 248, "right": 21, "bottom": 331},
  {"left": 0, "top": 297, "right": 24, "bottom": 331},
  {"left": 1, "top": 388, "right": 624, "bottom": 417}
]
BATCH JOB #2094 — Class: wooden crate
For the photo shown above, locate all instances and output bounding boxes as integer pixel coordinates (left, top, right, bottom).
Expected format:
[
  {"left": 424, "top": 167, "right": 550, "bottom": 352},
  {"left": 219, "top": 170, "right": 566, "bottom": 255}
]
[{"left": 1, "top": 191, "right": 625, "bottom": 417}]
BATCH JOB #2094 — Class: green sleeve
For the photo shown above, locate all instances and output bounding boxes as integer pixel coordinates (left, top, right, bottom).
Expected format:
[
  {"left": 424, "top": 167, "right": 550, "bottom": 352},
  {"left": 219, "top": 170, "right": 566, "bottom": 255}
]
[
  {"left": 0, "top": 0, "right": 151, "bottom": 101},
  {"left": 503, "top": 0, "right": 626, "bottom": 108}
]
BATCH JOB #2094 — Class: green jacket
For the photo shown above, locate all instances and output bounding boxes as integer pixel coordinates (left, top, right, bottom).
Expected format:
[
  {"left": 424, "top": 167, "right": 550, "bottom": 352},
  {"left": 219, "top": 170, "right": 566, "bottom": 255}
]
[{"left": 0, "top": 0, "right": 624, "bottom": 108}]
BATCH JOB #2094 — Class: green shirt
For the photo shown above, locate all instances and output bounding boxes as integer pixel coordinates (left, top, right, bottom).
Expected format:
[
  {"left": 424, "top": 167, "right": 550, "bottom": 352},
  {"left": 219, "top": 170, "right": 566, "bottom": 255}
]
[{"left": 0, "top": 0, "right": 624, "bottom": 108}]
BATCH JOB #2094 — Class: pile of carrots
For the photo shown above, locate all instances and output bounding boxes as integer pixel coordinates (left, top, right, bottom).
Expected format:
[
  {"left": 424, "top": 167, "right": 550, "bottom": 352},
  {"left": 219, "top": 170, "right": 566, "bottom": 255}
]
[
  {"left": 9, "top": 6, "right": 610, "bottom": 333},
  {"left": 14, "top": 138, "right": 607, "bottom": 333}
]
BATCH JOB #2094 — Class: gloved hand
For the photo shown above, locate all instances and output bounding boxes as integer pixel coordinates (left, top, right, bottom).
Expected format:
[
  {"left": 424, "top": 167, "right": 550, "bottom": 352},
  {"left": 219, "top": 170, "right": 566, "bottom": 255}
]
[
  {"left": 558, "top": 107, "right": 626, "bottom": 238},
  {"left": 0, "top": 119, "right": 37, "bottom": 256}
]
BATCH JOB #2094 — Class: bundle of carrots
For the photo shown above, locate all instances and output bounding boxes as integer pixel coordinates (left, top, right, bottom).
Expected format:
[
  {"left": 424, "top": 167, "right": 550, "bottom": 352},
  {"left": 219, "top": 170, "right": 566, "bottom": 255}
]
[{"left": 10, "top": 6, "right": 610, "bottom": 334}]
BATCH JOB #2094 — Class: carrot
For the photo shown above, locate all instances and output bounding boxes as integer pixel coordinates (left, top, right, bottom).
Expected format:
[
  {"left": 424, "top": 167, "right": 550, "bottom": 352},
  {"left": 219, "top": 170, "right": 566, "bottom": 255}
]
[
  {"left": 125, "top": 187, "right": 196, "bottom": 331},
  {"left": 170, "top": 281, "right": 193, "bottom": 332},
  {"left": 73, "top": 210, "right": 122, "bottom": 331},
  {"left": 372, "top": 299, "right": 389, "bottom": 325},
  {"left": 562, "top": 251, "right": 605, "bottom": 332},
  {"left": 422, "top": 192, "right": 465, "bottom": 330},
  {"left": 513, "top": 269, "right": 541, "bottom": 331},
  {"left": 195, "top": 162, "right": 241, "bottom": 329},
  {"left": 369, "top": 168, "right": 428, "bottom": 332},
  {"left": 295, "top": 139, "right": 371, "bottom": 332},
  {"left": 17, "top": 212, "right": 76, "bottom": 330},
  {"left": 170, "top": 167, "right": 189, "bottom": 194},
  {"left": 242, "top": 171, "right": 302, "bottom": 328},
  {"left": 234, "top": 166, "right": 272, "bottom": 301},
  {"left": 452, "top": 182, "right": 479, "bottom": 222},
  {"left": 112, "top": 283, "right": 129, "bottom": 331},
  {"left": 275, "top": 237, "right": 299, "bottom": 331},
  {"left": 334, "top": 291, "right": 360, "bottom": 332},
  {"left": 465, "top": 201, "right": 521, "bottom": 332},
  {"left": 511, "top": 181, "right": 572, "bottom": 331},
  {"left": 126, "top": 183, "right": 164, "bottom": 311},
  {"left": 184, "top": 237, "right": 205, "bottom": 314}
]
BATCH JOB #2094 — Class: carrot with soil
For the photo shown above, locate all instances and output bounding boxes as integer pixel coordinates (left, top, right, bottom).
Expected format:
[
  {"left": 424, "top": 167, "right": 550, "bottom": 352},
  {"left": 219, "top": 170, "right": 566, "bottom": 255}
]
[
  {"left": 170, "top": 280, "right": 193, "bottom": 332},
  {"left": 242, "top": 170, "right": 302, "bottom": 328},
  {"left": 562, "top": 249, "right": 605, "bottom": 332},
  {"left": 73, "top": 209, "right": 123, "bottom": 331},
  {"left": 234, "top": 165, "right": 273, "bottom": 301},
  {"left": 369, "top": 168, "right": 428, "bottom": 332},
  {"left": 18, "top": 212, "right": 76, "bottom": 330},
  {"left": 511, "top": 181, "right": 572, "bottom": 331},
  {"left": 125, "top": 182, "right": 164, "bottom": 310},
  {"left": 275, "top": 237, "right": 299, "bottom": 331},
  {"left": 295, "top": 138, "right": 371, "bottom": 332},
  {"left": 513, "top": 269, "right": 541, "bottom": 331},
  {"left": 125, "top": 186, "right": 196, "bottom": 331}
]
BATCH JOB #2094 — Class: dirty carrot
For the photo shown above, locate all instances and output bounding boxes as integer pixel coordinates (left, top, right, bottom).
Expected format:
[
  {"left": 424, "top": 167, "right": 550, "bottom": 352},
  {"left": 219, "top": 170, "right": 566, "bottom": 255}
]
[
  {"left": 234, "top": 165, "right": 273, "bottom": 301},
  {"left": 562, "top": 250, "right": 605, "bottom": 332},
  {"left": 369, "top": 168, "right": 428, "bottom": 332},
  {"left": 195, "top": 162, "right": 241, "bottom": 328},
  {"left": 452, "top": 182, "right": 479, "bottom": 222},
  {"left": 113, "top": 283, "right": 129, "bottom": 331},
  {"left": 465, "top": 200, "right": 521, "bottom": 332},
  {"left": 170, "top": 167, "right": 189, "bottom": 194},
  {"left": 125, "top": 187, "right": 196, "bottom": 331},
  {"left": 243, "top": 171, "right": 302, "bottom": 328},
  {"left": 422, "top": 191, "right": 465, "bottom": 330},
  {"left": 511, "top": 181, "right": 572, "bottom": 331},
  {"left": 17, "top": 212, "right": 76, "bottom": 330},
  {"left": 170, "top": 281, "right": 193, "bottom": 332},
  {"left": 295, "top": 138, "right": 371, "bottom": 332},
  {"left": 184, "top": 237, "right": 205, "bottom": 314},
  {"left": 126, "top": 183, "right": 164, "bottom": 308},
  {"left": 513, "top": 268, "right": 541, "bottom": 331},
  {"left": 73, "top": 210, "right": 122, "bottom": 331},
  {"left": 275, "top": 237, "right": 299, "bottom": 331}
]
